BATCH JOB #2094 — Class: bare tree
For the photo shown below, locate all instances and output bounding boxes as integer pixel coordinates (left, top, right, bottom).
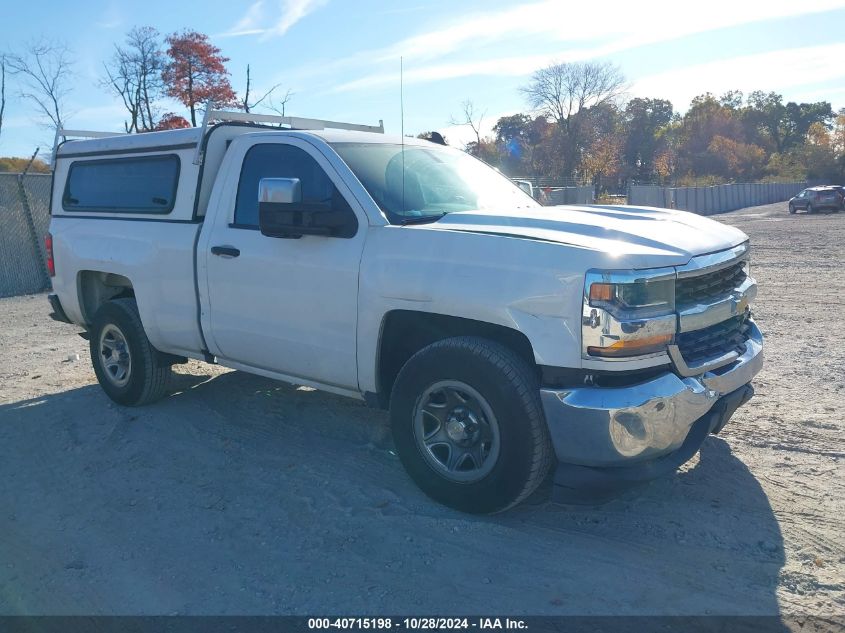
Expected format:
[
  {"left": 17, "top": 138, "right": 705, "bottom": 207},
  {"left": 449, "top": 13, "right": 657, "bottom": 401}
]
[
  {"left": 264, "top": 88, "right": 294, "bottom": 118},
  {"left": 240, "top": 64, "right": 288, "bottom": 114},
  {"left": 521, "top": 61, "right": 626, "bottom": 177},
  {"left": 521, "top": 61, "right": 626, "bottom": 129},
  {"left": 0, "top": 55, "right": 6, "bottom": 140},
  {"left": 102, "top": 27, "right": 165, "bottom": 132},
  {"left": 450, "top": 99, "right": 486, "bottom": 147},
  {"left": 7, "top": 40, "right": 73, "bottom": 132}
]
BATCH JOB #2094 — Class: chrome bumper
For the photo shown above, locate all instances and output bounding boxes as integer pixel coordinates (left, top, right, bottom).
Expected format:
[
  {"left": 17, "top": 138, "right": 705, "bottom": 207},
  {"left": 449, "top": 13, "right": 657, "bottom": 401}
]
[{"left": 540, "top": 321, "right": 763, "bottom": 468}]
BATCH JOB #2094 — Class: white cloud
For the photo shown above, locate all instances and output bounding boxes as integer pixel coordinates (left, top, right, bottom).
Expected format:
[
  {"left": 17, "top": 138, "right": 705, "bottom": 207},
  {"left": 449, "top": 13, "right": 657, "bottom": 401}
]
[
  {"left": 327, "top": 0, "right": 845, "bottom": 93},
  {"left": 95, "top": 2, "right": 124, "bottom": 29},
  {"left": 376, "top": 0, "right": 845, "bottom": 61},
  {"left": 331, "top": 55, "right": 555, "bottom": 93},
  {"left": 377, "top": 5, "right": 429, "bottom": 16},
  {"left": 631, "top": 43, "right": 845, "bottom": 110},
  {"left": 220, "top": 0, "right": 327, "bottom": 39},
  {"left": 220, "top": 0, "right": 267, "bottom": 37},
  {"left": 798, "top": 85, "right": 845, "bottom": 105}
]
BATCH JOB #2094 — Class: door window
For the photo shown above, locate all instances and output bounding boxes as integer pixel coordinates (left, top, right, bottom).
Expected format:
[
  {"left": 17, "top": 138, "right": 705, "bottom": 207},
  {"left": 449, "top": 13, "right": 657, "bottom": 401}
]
[{"left": 234, "top": 143, "right": 354, "bottom": 229}]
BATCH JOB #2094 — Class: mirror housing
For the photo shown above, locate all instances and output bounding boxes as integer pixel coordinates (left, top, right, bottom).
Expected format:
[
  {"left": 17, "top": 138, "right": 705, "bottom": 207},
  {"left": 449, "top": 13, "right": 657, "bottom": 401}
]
[
  {"left": 257, "top": 177, "right": 357, "bottom": 239},
  {"left": 259, "top": 178, "right": 301, "bottom": 205}
]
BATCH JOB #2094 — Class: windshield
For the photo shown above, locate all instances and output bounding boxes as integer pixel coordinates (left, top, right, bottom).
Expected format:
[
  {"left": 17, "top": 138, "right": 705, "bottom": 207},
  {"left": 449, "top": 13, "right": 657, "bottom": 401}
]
[{"left": 330, "top": 142, "right": 538, "bottom": 224}]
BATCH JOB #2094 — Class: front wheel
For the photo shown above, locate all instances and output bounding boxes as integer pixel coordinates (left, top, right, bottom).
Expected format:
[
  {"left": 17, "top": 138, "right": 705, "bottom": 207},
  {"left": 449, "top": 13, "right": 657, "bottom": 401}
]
[
  {"left": 90, "top": 298, "right": 172, "bottom": 406},
  {"left": 390, "top": 337, "right": 553, "bottom": 514},
  {"left": 807, "top": 202, "right": 814, "bottom": 214},
  {"left": 788, "top": 203, "right": 796, "bottom": 214}
]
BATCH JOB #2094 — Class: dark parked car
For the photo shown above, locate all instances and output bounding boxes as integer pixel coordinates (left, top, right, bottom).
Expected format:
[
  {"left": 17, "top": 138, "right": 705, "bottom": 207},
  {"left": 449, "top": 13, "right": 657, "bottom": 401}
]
[{"left": 788, "top": 186, "right": 844, "bottom": 214}]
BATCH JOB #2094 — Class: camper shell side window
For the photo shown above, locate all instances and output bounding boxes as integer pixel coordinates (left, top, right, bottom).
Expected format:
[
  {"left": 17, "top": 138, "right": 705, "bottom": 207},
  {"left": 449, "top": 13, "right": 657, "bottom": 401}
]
[{"left": 62, "top": 154, "right": 181, "bottom": 214}]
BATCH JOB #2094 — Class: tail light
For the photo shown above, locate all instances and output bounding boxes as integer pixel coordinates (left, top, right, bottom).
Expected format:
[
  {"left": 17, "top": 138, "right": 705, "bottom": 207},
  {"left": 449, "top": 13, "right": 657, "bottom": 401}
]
[{"left": 45, "top": 233, "right": 55, "bottom": 277}]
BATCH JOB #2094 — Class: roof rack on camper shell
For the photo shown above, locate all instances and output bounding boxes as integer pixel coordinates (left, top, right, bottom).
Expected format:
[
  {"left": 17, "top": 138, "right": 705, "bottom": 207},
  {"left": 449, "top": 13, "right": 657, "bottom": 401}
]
[
  {"left": 51, "top": 128, "right": 129, "bottom": 164},
  {"left": 191, "top": 110, "right": 384, "bottom": 166},
  {"left": 51, "top": 109, "right": 385, "bottom": 167}
]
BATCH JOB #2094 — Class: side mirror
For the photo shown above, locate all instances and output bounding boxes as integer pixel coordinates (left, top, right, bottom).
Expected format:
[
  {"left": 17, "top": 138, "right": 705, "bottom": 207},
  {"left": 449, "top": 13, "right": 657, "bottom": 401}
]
[{"left": 257, "top": 177, "right": 357, "bottom": 239}]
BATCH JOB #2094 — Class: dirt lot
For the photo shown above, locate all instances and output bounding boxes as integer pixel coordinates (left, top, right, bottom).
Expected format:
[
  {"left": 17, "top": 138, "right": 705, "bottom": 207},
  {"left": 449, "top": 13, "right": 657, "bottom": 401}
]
[{"left": 0, "top": 201, "right": 843, "bottom": 617}]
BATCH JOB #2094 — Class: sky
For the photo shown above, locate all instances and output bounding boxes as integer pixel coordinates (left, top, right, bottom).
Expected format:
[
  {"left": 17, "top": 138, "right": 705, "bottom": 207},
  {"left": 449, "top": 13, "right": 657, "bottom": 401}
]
[{"left": 2, "top": 0, "right": 845, "bottom": 157}]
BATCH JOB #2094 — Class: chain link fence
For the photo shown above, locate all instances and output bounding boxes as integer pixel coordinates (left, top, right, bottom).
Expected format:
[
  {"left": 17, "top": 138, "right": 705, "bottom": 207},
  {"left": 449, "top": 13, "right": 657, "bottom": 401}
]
[{"left": 0, "top": 173, "right": 52, "bottom": 298}]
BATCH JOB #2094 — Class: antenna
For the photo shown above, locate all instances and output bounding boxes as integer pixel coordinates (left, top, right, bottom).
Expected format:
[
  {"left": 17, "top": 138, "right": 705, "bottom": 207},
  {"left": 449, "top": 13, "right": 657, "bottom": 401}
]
[{"left": 400, "top": 56, "right": 405, "bottom": 214}]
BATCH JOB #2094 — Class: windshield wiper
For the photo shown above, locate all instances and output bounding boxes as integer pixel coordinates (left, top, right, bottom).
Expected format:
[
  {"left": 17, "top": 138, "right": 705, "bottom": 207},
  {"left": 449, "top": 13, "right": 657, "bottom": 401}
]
[{"left": 399, "top": 212, "right": 447, "bottom": 225}]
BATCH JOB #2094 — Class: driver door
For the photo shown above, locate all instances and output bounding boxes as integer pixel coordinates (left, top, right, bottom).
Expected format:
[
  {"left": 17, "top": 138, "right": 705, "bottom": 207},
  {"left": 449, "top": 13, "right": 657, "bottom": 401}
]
[{"left": 200, "top": 138, "right": 366, "bottom": 391}]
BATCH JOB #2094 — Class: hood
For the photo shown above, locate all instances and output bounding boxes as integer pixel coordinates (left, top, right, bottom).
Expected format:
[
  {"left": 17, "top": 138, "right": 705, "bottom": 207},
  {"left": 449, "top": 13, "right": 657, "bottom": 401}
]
[{"left": 413, "top": 204, "right": 748, "bottom": 267}]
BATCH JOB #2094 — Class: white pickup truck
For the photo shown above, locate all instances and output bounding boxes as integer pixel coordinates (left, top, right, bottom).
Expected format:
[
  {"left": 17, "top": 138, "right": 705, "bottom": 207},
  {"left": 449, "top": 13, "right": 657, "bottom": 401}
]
[{"left": 46, "top": 111, "right": 763, "bottom": 513}]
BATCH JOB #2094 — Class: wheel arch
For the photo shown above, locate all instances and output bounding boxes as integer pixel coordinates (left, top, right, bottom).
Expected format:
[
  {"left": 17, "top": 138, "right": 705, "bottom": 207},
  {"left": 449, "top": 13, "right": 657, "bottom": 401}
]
[
  {"left": 77, "top": 270, "right": 135, "bottom": 326},
  {"left": 372, "top": 309, "right": 537, "bottom": 409}
]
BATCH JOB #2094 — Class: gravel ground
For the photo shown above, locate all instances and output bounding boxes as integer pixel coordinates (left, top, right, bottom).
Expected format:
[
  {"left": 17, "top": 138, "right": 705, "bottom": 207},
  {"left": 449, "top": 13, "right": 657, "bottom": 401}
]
[{"left": 0, "top": 201, "right": 842, "bottom": 617}]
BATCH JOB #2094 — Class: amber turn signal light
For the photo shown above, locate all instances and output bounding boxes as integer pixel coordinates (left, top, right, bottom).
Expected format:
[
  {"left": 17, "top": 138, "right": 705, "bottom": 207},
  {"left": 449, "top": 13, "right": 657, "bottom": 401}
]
[
  {"left": 589, "top": 282, "right": 615, "bottom": 303},
  {"left": 587, "top": 334, "right": 673, "bottom": 358}
]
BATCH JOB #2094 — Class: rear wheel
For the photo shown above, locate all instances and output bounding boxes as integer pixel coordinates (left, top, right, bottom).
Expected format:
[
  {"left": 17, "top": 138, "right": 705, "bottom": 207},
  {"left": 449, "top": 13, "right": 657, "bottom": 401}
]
[
  {"left": 390, "top": 336, "right": 553, "bottom": 514},
  {"left": 807, "top": 202, "right": 814, "bottom": 214},
  {"left": 90, "top": 298, "right": 172, "bottom": 406}
]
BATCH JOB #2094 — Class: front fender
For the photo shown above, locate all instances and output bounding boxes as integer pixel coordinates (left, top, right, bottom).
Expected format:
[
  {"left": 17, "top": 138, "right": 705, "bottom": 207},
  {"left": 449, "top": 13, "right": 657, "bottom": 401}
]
[{"left": 356, "top": 226, "right": 590, "bottom": 393}]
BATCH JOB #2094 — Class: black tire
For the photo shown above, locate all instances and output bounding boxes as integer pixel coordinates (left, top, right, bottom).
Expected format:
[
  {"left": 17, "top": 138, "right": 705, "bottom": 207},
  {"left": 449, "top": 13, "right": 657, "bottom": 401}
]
[
  {"left": 390, "top": 336, "right": 553, "bottom": 514},
  {"left": 788, "top": 203, "right": 796, "bottom": 214},
  {"left": 89, "top": 298, "right": 172, "bottom": 406},
  {"left": 807, "top": 202, "right": 814, "bottom": 214}
]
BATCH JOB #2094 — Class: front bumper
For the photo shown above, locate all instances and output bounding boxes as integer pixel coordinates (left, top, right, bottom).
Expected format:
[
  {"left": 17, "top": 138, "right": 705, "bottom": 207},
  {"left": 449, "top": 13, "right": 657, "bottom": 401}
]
[{"left": 540, "top": 320, "right": 763, "bottom": 475}]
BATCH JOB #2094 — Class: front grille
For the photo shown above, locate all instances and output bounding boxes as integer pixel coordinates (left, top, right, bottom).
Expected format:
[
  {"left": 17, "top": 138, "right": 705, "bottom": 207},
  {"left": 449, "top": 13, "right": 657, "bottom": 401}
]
[
  {"left": 675, "top": 260, "right": 746, "bottom": 306},
  {"left": 676, "top": 313, "right": 750, "bottom": 364}
]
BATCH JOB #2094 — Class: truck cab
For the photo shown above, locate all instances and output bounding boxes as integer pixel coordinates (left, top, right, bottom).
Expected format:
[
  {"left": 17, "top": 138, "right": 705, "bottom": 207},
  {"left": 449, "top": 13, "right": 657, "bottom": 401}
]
[{"left": 47, "top": 111, "right": 763, "bottom": 513}]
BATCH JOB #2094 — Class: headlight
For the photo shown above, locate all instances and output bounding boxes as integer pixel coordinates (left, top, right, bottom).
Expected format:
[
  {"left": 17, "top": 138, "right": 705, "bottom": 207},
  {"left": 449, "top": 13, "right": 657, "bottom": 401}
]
[
  {"left": 588, "top": 279, "right": 675, "bottom": 318},
  {"left": 583, "top": 270, "right": 677, "bottom": 359}
]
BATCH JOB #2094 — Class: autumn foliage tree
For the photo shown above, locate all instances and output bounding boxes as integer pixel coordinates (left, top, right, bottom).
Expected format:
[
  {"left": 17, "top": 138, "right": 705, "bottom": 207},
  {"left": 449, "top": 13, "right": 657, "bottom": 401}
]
[
  {"left": 706, "top": 135, "right": 766, "bottom": 180},
  {"left": 462, "top": 79, "right": 842, "bottom": 189},
  {"left": 800, "top": 121, "right": 839, "bottom": 181},
  {"left": 583, "top": 131, "right": 623, "bottom": 182},
  {"left": 162, "top": 30, "right": 236, "bottom": 126},
  {"left": 676, "top": 94, "right": 746, "bottom": 175},
  {"left": 154, "top": 112, "right": 191, "bottom": 131},
  {"left": 0, "top": 156, "right": 51, "bottom": 173},
  {"left": 623, "top": 98, "right": 673, "bottom": 180},
  {"left": 835, "top": 110, "right": 845, "bottom": 176}
]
